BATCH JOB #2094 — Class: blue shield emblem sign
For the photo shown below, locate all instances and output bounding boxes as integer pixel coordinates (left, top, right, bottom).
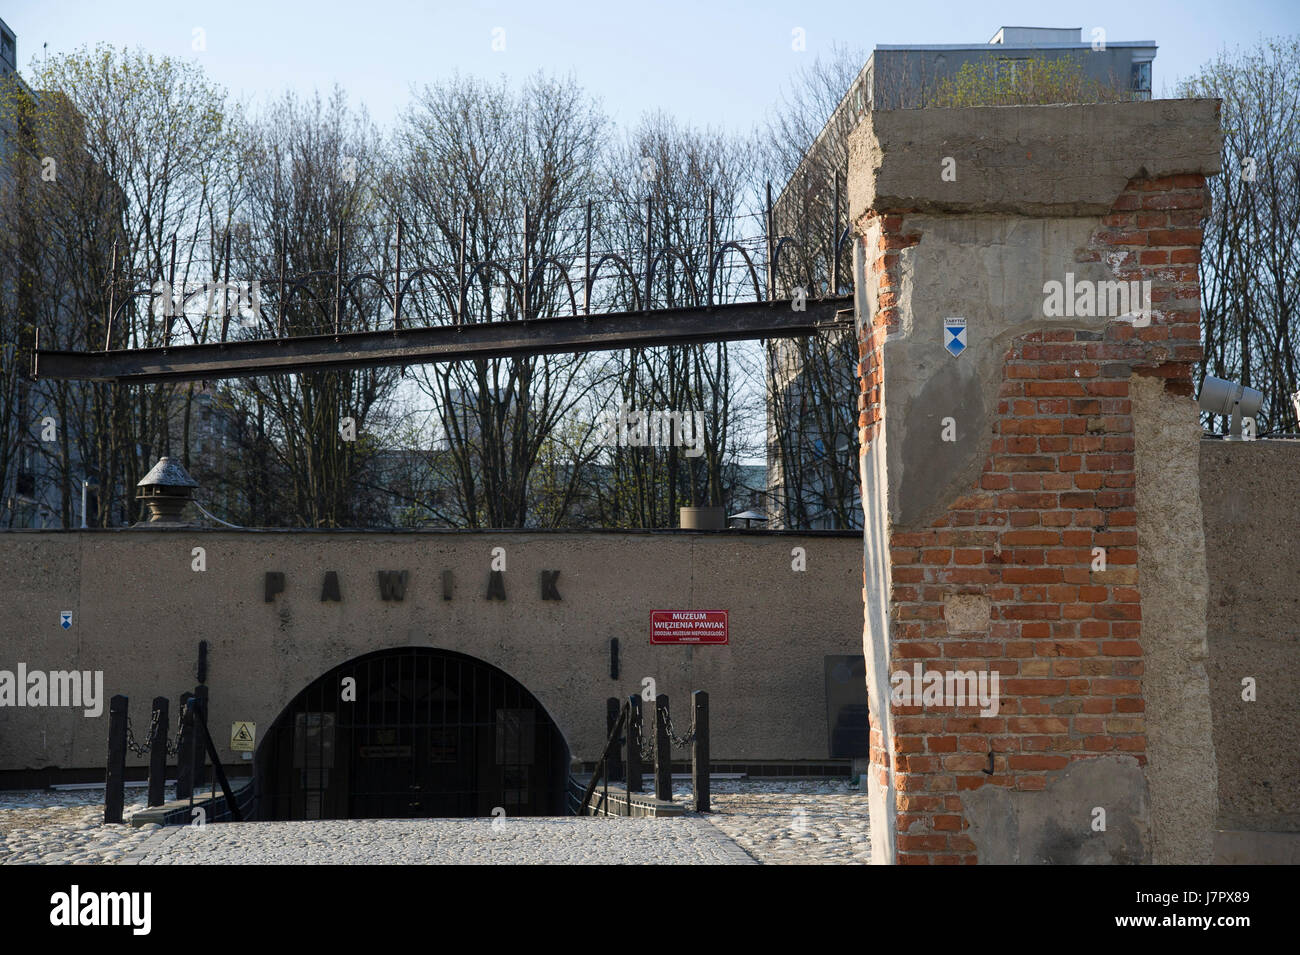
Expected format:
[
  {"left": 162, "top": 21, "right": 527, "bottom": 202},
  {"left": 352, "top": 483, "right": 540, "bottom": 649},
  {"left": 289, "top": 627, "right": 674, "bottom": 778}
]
[
  {"left": 60, "top": 611, "right": 72, "bottom": 630},
  {"left": 944, "top": 318, "right": 967, "bottom": 357}
]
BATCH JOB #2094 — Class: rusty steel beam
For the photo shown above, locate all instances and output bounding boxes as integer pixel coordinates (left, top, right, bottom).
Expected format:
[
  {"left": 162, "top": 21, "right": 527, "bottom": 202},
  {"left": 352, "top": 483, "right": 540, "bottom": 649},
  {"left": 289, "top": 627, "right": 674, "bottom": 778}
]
[{"left": 34, "top": 298, "right": 853, "bottom": 384}]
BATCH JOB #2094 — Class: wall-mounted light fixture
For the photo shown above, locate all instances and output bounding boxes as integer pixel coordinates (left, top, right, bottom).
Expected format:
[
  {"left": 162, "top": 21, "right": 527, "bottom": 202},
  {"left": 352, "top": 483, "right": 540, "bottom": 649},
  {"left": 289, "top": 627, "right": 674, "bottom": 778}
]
[{"left": 1198, "top": 376, "right": 1263, "bottom": 440}]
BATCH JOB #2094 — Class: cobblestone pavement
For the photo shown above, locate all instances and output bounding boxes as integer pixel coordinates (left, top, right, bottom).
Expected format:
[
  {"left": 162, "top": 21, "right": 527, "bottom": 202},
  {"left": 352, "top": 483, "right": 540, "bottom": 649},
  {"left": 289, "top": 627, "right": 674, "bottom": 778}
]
[
  {"left": 1, "top": 779, "right": 870, "bottom": 865},
  {"left": 128, "top": 816, "right": 752, "bottom": 864},
  {"left": 674, "top": 779, "right": 872, "bottom": 865},
  {"left": 0, "top": 792, "right": 154, "bottom": 865}
]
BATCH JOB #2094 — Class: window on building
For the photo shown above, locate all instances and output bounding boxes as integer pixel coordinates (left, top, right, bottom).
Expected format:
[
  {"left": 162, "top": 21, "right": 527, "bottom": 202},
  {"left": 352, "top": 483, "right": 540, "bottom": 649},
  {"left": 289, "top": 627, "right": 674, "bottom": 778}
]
[
  {"left": 1131, "top": 61, "right": 1152, "bottom": 100},
  {"left": 0, "top": 31, "right": 15, "bottom": 67}
]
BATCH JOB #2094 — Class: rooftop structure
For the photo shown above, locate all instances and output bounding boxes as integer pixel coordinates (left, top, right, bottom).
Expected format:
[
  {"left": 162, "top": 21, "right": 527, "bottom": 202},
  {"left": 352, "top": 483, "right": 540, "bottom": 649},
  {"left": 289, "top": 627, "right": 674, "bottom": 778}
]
[{"left": 779, "top": 26, "right": 1157, "bottom": 215}]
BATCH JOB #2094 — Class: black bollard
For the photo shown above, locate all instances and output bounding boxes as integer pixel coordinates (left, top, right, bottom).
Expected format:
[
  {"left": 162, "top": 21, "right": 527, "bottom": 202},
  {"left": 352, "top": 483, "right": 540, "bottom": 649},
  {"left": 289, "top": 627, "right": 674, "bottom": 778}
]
[
  {"left": 606, "top": 697, "right": 624, "bottom": 782},
  {"left": 104, "top": 695, "right": 128, "bottom": 824},
  {"left": 692, "top": 691, "right": 710, "bottom": 813},
  {"left": 191, "top": 684, "right": 209, "bottom": 792}
]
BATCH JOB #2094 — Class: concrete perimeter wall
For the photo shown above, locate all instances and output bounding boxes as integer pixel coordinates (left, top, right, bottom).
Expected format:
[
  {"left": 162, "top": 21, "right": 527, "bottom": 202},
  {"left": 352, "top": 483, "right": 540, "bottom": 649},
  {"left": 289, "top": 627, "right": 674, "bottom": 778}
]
[
  {"left": 1200, "top": 441, "right": 1300, "bottom": 850},
  {"left": 0, "top": 531, "right": 862, "bottom": 779}
]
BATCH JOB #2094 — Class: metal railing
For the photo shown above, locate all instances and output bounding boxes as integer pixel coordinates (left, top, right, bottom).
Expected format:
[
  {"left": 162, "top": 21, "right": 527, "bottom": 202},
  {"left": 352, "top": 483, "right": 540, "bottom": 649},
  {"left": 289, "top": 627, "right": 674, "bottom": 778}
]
[
  {"left": 576, "top": 689, "right": 710, "bottom": 815},
  {"left": 104, "top": 684, "right": 243, "bottom": 824}
]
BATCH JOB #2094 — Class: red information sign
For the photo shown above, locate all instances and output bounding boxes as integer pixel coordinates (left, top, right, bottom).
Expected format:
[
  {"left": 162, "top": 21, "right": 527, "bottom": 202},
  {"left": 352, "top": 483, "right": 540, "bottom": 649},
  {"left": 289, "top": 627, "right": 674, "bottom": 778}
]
[{"left": 650, "top": 610, "right": 729, "bottom": 645}]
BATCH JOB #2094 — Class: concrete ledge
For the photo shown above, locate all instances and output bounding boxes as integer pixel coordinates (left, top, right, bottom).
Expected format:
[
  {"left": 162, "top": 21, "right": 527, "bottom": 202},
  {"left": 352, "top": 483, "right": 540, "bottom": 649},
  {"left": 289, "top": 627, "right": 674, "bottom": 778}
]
[
  {"left": 849, "top": 100, "right": 1223, "bottom": 219},
  {"left": 130, "top": 778, "right": 254, "bottom": 827},
  {"left": 588, "top": 786, "right": 684, "bottom": 818},
  {"left": 567, "top": 777, "right": 685, "bottom": 817}
]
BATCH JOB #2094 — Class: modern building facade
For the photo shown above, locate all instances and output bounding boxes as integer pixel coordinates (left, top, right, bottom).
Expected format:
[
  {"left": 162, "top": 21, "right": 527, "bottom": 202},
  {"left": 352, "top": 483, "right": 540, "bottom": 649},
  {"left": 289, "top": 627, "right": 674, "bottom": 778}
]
[
  {"left": 0, "top": 20, "right": 105, "bottom": 530},
  {"left": 0, "top": 17, "right": 54, "bottom": 530},
  {"left": 0, "top": 20, "right": 16, "bottom": 81}
]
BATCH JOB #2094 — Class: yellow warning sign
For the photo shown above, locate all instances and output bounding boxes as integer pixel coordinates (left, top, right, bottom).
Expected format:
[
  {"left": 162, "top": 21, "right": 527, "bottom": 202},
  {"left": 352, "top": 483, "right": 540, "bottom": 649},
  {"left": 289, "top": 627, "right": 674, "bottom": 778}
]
[{"left": 230, "top": 721, "right": 256, "bottom": 752}]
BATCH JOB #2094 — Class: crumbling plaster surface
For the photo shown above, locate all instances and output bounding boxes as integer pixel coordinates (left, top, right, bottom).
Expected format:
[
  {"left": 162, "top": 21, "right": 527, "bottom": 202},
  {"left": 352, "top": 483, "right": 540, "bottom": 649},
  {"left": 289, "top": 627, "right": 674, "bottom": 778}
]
[
  {"left": 964, "top": 755, "right": 1151, "bottom": 863},
  {"left": 1132, "top": 375, "right": 1216, "bottom": 863},
  {"left": 880, "top": 214, "right": 1117, "bottom": 532}
]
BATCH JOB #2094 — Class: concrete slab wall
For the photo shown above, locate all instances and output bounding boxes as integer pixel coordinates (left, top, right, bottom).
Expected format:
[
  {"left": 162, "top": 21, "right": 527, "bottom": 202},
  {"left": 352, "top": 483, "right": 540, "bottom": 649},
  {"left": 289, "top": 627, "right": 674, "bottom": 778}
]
[
  {"left": 0, "top": 531, "right": 863, "bottom": 777},
  {"left": 1199, "top": 441, "right": 1300, "bottom": 833}
]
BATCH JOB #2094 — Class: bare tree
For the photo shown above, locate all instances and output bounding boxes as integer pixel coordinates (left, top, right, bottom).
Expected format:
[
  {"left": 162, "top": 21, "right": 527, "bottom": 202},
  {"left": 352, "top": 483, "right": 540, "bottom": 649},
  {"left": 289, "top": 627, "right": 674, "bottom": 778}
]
[
  {"left": 589, "top": 112, "right": 756, "bottom": 528},
  {"left": 387, "top": 73, "right": 608, "bottom": 527},
  {"left": 215, "top": 88, "right": 401, "bottom": 527},
  {"left": 1181, "top": 37, "right": 1300, "bottom": 434}
]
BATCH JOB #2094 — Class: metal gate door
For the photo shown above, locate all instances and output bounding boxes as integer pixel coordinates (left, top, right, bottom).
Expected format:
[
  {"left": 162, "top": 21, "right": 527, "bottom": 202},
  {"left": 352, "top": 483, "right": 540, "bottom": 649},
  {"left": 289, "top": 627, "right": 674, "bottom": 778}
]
[{"left": 256, "top": 648, "right": 569, "bottom": 820}]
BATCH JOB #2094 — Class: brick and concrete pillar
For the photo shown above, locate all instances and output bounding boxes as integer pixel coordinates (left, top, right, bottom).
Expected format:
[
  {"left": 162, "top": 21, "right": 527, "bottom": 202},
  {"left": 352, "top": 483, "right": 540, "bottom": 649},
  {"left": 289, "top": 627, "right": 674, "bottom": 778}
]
[{"left": 849, "top": 101, "right": 1223, "bottom": 864}]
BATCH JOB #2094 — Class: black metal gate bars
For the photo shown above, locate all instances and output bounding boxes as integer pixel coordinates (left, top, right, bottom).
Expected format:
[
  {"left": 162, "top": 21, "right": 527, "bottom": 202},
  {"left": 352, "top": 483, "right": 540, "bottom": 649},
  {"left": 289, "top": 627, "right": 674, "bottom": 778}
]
[{"left": 256, "top": 648, "right": 570, "bottom": 820}]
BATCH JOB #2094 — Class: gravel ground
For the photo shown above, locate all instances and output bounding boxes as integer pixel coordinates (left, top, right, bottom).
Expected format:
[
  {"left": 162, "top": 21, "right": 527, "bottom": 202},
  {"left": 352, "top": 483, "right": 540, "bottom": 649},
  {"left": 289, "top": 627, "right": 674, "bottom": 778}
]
[{"left": 0, "top": 778, "right": 870, "bottom": 865}]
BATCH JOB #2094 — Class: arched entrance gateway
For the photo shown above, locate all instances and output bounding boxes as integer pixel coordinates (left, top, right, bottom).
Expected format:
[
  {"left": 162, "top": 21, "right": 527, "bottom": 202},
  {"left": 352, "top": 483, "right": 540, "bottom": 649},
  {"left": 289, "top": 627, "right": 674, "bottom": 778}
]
[{"left": 255, "top": 648, "right": 570, "bottom": 820}]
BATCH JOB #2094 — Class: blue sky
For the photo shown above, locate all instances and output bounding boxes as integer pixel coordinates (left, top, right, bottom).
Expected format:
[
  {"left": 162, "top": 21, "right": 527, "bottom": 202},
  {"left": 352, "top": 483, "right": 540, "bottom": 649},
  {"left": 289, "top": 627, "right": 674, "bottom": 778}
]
[{"left": 4, "top": 0, "right": 1298, "bottom": 134}]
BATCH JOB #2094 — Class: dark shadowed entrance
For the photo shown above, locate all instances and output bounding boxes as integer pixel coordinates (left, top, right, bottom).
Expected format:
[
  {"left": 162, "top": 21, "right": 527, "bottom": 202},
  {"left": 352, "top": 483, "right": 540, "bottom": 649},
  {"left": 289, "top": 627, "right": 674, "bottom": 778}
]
[{"left": 256, "top": 647, "right": 570, "bottom": 820}]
